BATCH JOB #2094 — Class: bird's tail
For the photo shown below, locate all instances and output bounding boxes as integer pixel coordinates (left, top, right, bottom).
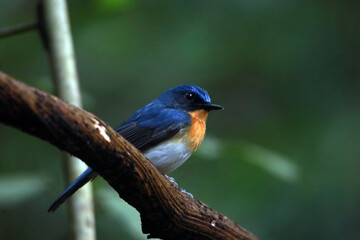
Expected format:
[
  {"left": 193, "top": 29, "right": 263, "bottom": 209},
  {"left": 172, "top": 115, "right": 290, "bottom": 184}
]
[{"left": 48, "top": 168, "right": 97, "bottom": 212}]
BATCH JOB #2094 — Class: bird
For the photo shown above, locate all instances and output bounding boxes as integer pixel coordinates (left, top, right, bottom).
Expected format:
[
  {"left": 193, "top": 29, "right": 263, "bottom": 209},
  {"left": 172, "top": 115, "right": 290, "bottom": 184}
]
[{"left": 48, "top": 84, "right": 223, "bottom": 212}]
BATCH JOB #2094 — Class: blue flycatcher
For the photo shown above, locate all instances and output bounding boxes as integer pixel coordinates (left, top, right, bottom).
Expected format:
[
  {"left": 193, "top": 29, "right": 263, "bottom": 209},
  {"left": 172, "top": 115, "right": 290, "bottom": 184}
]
[{"left": 49, "top": 84, "right": 223, "bottom": 212}]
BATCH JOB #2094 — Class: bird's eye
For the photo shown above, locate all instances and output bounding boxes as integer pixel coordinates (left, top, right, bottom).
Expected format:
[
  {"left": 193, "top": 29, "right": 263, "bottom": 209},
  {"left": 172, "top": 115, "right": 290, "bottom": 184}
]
[{"left": 185, "top": 92, "right": 195, "bottom": 102}]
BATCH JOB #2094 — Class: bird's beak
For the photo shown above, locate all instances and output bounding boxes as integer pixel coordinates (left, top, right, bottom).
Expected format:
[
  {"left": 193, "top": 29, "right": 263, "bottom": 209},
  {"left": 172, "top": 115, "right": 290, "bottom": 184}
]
[{"left": 201, "top": 103, "right": 224, "bottom": 111}]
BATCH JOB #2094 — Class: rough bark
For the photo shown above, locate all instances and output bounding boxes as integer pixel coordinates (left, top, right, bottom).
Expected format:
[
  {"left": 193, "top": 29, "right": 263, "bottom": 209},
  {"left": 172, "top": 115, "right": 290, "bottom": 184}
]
[{"left": 0, "top": 71, "right": 259, "bottom": 240}]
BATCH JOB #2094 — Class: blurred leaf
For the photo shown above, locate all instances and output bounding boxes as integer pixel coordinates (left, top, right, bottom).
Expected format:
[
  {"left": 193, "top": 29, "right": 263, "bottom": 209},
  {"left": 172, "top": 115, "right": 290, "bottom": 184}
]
[
  {"left": 228, "top": 142, "right": 301, "bottom": 184},
  {"left": 0, "top": 174, "right": 45, "bottom": 207},
  {"left": 198, "top": 137, "right": 300, "bottom": 183}
]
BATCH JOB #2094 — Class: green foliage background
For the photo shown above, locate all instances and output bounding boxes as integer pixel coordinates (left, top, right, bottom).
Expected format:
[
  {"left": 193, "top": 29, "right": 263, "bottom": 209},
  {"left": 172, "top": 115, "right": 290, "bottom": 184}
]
[{"left": 0, "top": 0, "right": 359, "bottom": 239}]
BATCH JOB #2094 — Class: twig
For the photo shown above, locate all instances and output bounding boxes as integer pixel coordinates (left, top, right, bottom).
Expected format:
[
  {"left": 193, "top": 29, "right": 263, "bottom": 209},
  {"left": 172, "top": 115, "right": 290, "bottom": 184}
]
[
  {"left": 0, "top": 71, "right": 260, "bottom": 240},
  {"left": 0, "top": 21, "right": 38, "bottom": 39}
]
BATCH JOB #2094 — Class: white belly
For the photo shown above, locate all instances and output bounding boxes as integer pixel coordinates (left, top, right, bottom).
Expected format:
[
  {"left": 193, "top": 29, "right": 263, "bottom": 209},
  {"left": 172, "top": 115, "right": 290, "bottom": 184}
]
[{"left": 143, "top": 140, "right": 192, "bottom": 174}]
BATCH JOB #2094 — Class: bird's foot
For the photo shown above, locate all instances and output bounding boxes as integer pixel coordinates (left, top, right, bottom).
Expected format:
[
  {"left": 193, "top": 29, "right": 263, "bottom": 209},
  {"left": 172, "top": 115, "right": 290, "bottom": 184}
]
[
  {"left": 165, "top": 175, "right": 179, "bottom": 187},
  {"left": 164, "top": 175, "right": 194, "bottom": 199},
  {"left": 180, "top": 189, "right": 194, "bottom": 199}
]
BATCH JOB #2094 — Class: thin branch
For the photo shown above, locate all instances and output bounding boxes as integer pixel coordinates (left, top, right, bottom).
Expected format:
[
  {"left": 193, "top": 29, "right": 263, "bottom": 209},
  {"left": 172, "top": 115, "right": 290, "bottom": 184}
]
[
  {"left": 40, "top": 0, "right": 96, "bottom": 240},
  {"left": 0, "top": 21, "right": 38, "bottom": 39},
  {"left": 0, "top": 71, "right": 260, "bottom": 240}
]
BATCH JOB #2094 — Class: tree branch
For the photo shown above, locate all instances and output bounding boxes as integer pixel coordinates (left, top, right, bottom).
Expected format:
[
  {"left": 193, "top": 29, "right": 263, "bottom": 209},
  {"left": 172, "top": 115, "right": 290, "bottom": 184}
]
[{"left": 0, "top": 71, "right": 259, "bottom": 240}]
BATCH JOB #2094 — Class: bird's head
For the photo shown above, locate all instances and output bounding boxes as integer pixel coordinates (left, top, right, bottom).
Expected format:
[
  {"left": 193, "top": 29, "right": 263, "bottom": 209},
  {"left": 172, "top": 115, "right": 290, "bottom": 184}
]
[{"left": 157, "top": 84, "right": 223, "bottom": 112}]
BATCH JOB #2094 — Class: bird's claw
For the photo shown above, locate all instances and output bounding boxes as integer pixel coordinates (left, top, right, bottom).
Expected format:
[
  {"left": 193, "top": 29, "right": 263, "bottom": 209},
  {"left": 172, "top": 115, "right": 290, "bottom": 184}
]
[{"left": 165, "top": 175, "right": 194, "bottom": 198}]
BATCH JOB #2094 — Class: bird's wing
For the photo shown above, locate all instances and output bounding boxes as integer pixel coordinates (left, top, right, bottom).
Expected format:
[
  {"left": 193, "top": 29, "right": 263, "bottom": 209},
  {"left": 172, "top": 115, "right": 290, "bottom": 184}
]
[{"left": 115, "top": 105, "right": 191, "bottom": 151}]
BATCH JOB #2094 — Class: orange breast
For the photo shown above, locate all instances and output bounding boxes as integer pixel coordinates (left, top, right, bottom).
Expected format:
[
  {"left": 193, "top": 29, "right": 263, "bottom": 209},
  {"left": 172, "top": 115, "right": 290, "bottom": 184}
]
[{"left": 187, "top": 110, "right": 208, "bottom": 151}]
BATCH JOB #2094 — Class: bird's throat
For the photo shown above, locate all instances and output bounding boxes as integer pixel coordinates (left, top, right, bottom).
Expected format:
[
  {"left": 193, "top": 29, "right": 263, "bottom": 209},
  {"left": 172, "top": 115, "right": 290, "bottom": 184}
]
[{"left": 187, "top": 110, "right": 208, "bottom": 151}]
